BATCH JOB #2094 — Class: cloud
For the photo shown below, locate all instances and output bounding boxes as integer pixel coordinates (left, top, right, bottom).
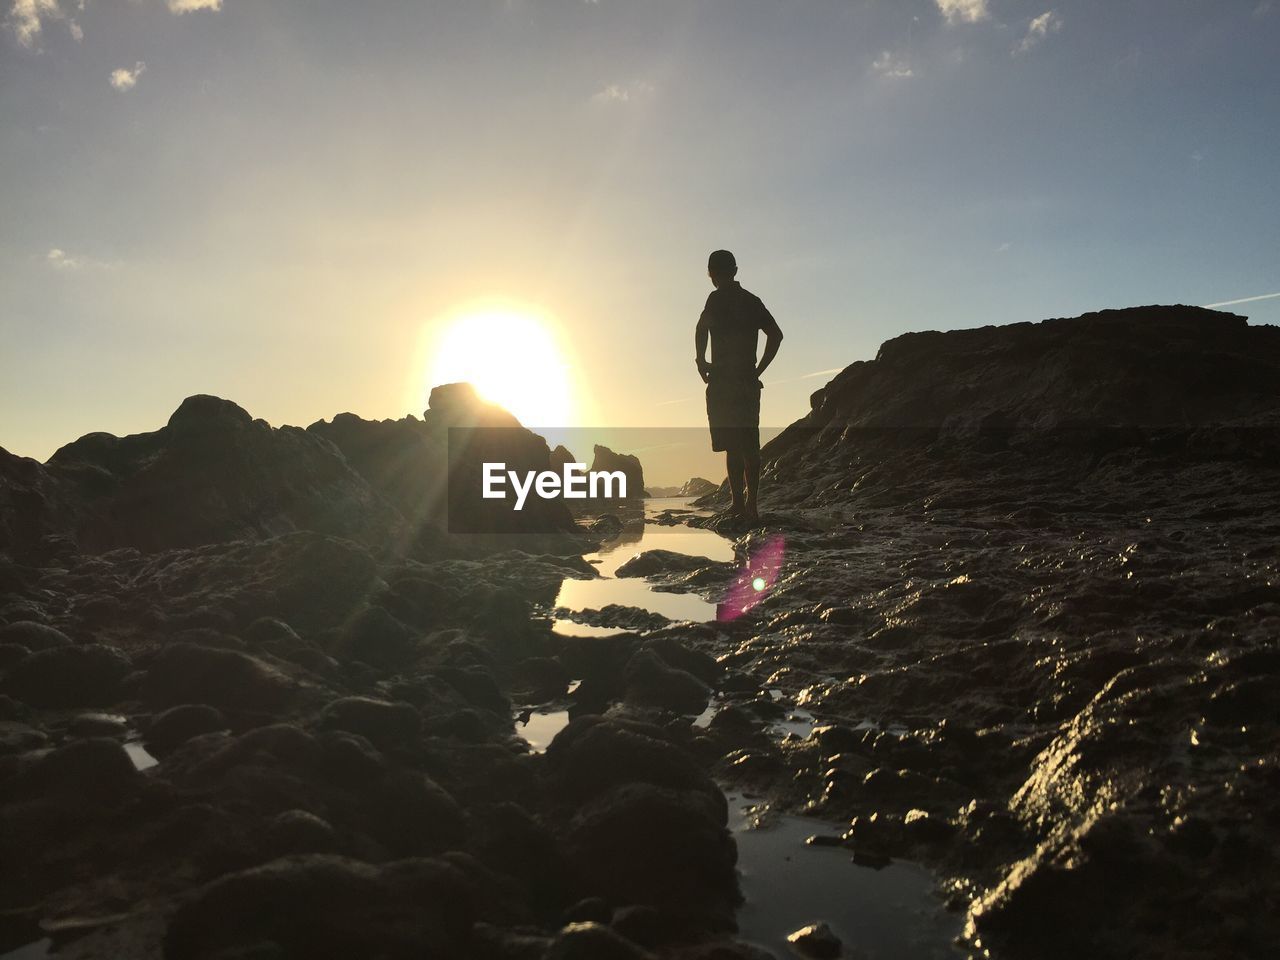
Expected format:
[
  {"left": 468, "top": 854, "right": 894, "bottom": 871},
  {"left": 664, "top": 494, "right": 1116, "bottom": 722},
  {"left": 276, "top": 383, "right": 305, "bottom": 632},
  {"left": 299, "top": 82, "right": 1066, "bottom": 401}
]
[
  {"left": 46, "top": 248, "right": 82, "bottom": 270},
  {"left": 935, "top": 0, "right": 989, "bottom": 25},
  {"left": 1016, "top": 10, "right": 1063, "bottom": 53},
  {"left": 591, "top": 81, "right": 654, "bottom": 104},
  {"left": 871, "top": 50, "right": 914, "bottom": 79},
  {"left": 8, "top": 0, "right": 66, "bottom": 48},
  {"left": 109, "top": 60, "right": 146, "bottom": 91},
  {"left": 166, "top": 0, "right": 222, "bottom": 11}
]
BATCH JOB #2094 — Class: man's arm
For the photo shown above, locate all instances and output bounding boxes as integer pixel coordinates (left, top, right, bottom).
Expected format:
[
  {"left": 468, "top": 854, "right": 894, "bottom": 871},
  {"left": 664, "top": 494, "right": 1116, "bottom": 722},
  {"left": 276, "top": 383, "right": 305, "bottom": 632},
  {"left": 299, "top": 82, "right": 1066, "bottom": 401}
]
[
  {"left": 755, "top": 306, "right": 783, "bottom": 378},
  {"left": 695, "top": 310, "right": 711, "bottom": 383}
]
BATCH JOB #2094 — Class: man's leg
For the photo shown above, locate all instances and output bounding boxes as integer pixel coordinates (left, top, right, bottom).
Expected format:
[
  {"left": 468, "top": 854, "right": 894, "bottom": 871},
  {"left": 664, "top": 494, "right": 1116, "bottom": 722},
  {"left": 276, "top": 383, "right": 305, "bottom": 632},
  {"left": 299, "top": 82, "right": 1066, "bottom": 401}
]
[
  {"left": 726, "top": 448, "right": 745, "bottom": 513},
  {"left": 743, "top": 447, "right": 761, "bottom": 521}
]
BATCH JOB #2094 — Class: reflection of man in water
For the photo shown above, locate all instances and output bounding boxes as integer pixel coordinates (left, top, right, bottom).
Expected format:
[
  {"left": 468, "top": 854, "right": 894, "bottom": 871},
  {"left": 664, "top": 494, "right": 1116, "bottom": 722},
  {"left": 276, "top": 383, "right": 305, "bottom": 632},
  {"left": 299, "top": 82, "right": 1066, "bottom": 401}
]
[{"left": 695, "top": 249, "right": 784, "bottom": 523}]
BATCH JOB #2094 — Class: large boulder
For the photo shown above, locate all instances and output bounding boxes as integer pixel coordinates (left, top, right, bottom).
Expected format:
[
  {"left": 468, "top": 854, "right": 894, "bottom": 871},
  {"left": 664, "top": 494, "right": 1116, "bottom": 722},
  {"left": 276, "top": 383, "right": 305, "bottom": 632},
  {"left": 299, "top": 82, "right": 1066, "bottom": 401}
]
[
  {"left": 1, "top": 644, "right": 131, "bottom": 708},
  {"left": 589, "top": 445, "right": 646, "bottom": 501},
  {"left": 141, "top": 643, "right": 297, "bottom": 712}
]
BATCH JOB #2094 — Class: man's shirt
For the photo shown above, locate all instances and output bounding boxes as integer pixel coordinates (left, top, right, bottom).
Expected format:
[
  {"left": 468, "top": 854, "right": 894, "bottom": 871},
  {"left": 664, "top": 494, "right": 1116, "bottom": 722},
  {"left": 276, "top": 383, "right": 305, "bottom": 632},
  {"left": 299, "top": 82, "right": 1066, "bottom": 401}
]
[{"left": 698, "top": 281, "right": 782, "bottom": 379}]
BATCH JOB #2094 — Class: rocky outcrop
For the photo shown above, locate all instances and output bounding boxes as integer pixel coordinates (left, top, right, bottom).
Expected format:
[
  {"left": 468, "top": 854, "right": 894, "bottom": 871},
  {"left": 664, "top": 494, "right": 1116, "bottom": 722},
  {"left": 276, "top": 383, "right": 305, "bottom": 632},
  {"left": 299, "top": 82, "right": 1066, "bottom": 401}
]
[
  {"left": 589, "top": 445, "right": 647, "bottom": 500},
  {"left": 309, "top": 382, "right": 576, "bottom": 538},
  {"left": 678, "top": 477, "right": 718, "bottom": 498},
  {"left": 753, "top": 306, "right": 1280, "bottom": 510},
  {"left": 41, "top": 395, "right": 399, "bottom": 554}
]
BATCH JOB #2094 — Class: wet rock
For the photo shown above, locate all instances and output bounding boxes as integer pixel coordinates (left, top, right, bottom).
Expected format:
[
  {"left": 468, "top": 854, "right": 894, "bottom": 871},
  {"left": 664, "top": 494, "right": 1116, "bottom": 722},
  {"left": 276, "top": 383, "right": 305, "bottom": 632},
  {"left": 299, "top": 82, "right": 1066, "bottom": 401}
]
[
  {"left": 163, "top": 854, "right": 475, "bottom": 960},
  {"left": 18, "top": 737, "right": 138, "bottom": 799},
  {"left": 262, "top": 809, "right": 339, "bottom": 857},
  {"left": 0, "top": 621, "right": 74, "bottom": 651},
  {"left": 145, "top": 704, "right": 228, "bottom": 754},
  {"left": 547, "top": 921, "right": 655, "bottom": 960},
  {"left": 318, "top": 697, "right": 422, "bottom": 749},
  {"left": 1, "top": 643, "right": 131, "bottom": 708},
  {"left": 332, "top": 606, "right": 416, "bottom": 669},
  {"left": 0, "top": 720, "right": 47, "bottom": 754},
  {"left": 369, "top": 770, "right": 468, "bottom": 856},
  {"left": 610, "top": 904, "right": 678, "bottom": 949},
  {"left": 616, "top": 550, "right": 716, "bottom": 579},
  {"left": 786, "top": 922, "right": 842, "bottom": 958},
  {"left": 589, "top": 514, "right": 625, "bottom": 537},
  {"left": 317, "top": 731, "right": 385, "bottom": 785},
  {"left": 513, "top": 656, "right": 570, "bottom": 700},
  {"left": 565, "top": 783, "right": 738, "bottom": 927},
  {"left": 624, "top": 650, "right": 710, "bottom": 715},
  {"left": 0, "top": 643, "right": 32, "bottom": 670},
  {"left": 436, "top": 666, "right": 510, "bottom": 714},
  {"left": 67, "top": 712, "right": 130, "bottom": 737},
  {"left": 561, "top": 897, "right": 612, "bottom": 926},
  {"left": 547, "top": 717, "right": 722, "bottom": 807},
  {"left": 142, "top": 643, "right": 296, "bottom": 712}
]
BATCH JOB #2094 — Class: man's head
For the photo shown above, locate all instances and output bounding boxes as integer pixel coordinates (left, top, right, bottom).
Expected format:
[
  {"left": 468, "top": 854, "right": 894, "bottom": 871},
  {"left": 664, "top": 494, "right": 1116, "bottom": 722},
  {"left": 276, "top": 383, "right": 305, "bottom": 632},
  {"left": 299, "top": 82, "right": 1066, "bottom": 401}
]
[{"left": 708, "top": 249, "right": 737, "bottom": 287}]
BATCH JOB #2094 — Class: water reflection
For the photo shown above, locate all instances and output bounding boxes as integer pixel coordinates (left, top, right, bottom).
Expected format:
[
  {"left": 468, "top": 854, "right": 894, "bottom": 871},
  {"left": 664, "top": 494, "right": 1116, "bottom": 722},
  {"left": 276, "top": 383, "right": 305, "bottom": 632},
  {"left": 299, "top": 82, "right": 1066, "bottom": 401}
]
[{"left": 553, "top": 497, "right": 736, "bottom": 632}]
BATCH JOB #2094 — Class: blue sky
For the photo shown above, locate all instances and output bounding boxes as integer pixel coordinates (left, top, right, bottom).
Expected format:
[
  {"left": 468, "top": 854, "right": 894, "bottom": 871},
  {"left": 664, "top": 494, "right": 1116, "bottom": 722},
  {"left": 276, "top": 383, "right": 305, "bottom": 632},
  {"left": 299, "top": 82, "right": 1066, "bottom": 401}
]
[{"left": 2, "top": 0, "right": 1278, "bottom": 460}]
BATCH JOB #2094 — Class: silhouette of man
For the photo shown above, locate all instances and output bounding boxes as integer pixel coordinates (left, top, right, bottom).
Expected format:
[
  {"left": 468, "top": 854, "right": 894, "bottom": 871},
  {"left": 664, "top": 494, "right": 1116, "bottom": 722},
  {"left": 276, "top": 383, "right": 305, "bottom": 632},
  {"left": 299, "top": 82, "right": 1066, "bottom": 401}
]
[{"left": 695, "top": 249, "right": 784, "bottom": 523}]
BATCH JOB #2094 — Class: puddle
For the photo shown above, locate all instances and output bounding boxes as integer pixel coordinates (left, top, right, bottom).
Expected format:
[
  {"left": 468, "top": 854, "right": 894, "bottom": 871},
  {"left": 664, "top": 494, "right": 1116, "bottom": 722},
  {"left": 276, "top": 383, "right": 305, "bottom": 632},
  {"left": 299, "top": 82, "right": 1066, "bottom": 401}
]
[
  {"left": 518, "top": 709, "right": 570, "bottom": 752},
  {"left": 554, "top": 497, "right": 735, "bottom": 629},
  {"left": 729, "top": 794, "right": 963, "bottom": 959},
  {"left": 123, "top": 739, "right": 158, "bottom": 771}
]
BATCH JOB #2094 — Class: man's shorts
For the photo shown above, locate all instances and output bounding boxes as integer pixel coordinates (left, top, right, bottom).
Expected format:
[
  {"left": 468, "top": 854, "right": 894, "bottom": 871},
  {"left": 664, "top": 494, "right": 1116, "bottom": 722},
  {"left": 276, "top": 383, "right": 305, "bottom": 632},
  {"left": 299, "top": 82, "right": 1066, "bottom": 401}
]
[{"left": 705, "top": 374, "right": 762, "bottom": 453}]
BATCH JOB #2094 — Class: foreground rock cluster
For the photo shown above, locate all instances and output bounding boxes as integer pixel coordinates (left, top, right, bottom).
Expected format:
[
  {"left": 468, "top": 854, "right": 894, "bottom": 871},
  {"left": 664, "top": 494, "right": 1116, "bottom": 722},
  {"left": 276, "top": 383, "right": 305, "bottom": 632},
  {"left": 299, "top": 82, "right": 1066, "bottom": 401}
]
[
  {"left": 0, "top": 391, "right": 760, "bottom": 959},
  {"left": 2, "top": 304, "right": 1277, "bottom": 959}
]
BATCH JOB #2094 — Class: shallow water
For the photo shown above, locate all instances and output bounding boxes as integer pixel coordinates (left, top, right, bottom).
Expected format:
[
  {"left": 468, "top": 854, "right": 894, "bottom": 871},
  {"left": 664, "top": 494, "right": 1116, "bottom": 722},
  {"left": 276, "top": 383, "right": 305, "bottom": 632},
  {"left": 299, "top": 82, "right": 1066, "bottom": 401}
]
[
  {"left": 518, "top": 709, "right": 570, "bottom": 751},
  {"left": 730, "top": 794, "right": 963, "bottom": 959},
  {"left": 553, "top": 497, "right": 735, "bottom": 632}
]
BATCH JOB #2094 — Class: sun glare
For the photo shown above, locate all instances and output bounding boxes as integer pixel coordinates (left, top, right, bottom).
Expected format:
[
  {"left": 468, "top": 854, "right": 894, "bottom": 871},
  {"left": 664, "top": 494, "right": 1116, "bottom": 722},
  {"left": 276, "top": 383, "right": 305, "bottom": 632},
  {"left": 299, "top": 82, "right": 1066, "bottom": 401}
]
[{"left": 425, "top": 305, "right": 575, "bottom": 428}]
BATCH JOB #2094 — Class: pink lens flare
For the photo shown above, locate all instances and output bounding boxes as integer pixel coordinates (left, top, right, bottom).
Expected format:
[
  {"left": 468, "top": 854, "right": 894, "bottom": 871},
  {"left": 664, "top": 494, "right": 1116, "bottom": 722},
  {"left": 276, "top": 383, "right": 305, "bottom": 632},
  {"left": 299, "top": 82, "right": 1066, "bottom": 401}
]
[{"left": 717, "top": 534, "right": 786, "bottom": 621}]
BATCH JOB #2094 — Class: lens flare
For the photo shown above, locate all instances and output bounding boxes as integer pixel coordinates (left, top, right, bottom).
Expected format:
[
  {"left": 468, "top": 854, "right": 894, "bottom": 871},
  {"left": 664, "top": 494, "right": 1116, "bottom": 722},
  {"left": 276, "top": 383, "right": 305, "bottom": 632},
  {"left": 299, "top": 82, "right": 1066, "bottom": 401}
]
[{"left": 718, "top": 535, "right": 785, "bottom": 621}]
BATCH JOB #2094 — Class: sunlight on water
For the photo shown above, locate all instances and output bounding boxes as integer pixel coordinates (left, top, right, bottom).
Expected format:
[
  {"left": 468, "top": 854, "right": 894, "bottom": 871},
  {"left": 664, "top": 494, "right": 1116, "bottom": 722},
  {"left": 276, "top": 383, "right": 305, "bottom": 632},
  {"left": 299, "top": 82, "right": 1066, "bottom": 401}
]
[{"left": 553, "top": 498, "right": 735, "bottom": 629}]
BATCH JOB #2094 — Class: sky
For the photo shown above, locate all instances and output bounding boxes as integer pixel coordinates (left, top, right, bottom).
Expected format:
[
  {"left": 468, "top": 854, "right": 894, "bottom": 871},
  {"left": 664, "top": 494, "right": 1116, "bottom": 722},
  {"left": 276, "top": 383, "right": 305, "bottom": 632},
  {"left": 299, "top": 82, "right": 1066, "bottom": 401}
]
[{"left": 2, "top": 0, "right": 1279, "bottom": 463}]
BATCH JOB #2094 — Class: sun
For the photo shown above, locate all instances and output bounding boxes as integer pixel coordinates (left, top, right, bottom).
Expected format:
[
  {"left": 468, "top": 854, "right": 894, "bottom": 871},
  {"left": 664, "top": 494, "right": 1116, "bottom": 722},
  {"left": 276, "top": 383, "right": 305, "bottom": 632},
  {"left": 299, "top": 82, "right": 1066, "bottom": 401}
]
[{"left": 424, "top": 304, "right": 575, "bottom": 428}]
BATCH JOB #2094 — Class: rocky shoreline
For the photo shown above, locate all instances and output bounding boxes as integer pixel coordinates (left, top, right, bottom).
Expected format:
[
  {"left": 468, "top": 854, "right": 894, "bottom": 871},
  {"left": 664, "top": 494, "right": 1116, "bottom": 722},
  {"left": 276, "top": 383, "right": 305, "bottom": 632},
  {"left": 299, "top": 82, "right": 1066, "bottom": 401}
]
[{"left": 2, "top": 305, "right": 1278, "bottom": 959}]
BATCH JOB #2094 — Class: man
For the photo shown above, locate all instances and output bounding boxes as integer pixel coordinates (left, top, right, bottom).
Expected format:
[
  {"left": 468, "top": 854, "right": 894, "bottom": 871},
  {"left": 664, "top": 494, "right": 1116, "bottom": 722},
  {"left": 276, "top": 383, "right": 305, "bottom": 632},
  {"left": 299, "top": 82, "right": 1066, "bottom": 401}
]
[{"left": 695, "top": 249, "right": 784, "bottom": 523}]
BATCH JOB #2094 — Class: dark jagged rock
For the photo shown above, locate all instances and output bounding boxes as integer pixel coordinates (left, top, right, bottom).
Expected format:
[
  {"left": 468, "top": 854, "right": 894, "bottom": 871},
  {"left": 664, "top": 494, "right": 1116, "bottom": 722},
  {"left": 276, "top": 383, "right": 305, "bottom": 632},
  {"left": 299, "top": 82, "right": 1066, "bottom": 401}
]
[
  {"left": 589, "top": 445, "right": 647, "bottom": 500},
  {"left": 0, "top": 447, "right": 72, "bottom": 558},
  {"left": 43, "top": 395, "right": 400, "bottom": 554},
  {"left": 615, "top": 549, "right": 718, "bottom": 579},
  {"left": 679, "top": 477, "right": 718, "bottom": 498},
  {"left": 307, "top": 384, "right": 577, "bottom": 540}
]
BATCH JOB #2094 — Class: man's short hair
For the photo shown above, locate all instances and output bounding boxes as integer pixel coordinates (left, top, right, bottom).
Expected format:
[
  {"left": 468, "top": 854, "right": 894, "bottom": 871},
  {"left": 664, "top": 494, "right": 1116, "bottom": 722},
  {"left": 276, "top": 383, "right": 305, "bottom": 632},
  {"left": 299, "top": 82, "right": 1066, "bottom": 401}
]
[{"left": 708, "top": 249, "right": 737, "bottom": 274}]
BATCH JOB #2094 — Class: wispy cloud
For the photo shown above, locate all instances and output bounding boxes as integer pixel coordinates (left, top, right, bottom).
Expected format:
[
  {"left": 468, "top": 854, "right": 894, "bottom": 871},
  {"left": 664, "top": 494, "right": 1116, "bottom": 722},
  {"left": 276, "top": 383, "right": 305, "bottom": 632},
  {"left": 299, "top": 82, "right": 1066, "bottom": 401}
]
[
  {"left": 591, "top": 81, "right": 654, "bottom": 104},
  {"left": 1202, "top": 292, "right": 1280, "bottom": 309},
  {"left": 935, "top": 0, "right": 989, "bottom": 25},
  {"left": 871, "top": 50, "right": 914, "bottom": 79},
  {"left": 109, "top": 61, "right": 146, "bottom": 92},
  {"left": 1016, "top": 10, "right": 1062, "bottom": 54},
  {"left": 46, "top": 248, "right": 82, "bottom": 270},
  {"left": 166, "top": 0, "right": 222, "bottom": 12}
]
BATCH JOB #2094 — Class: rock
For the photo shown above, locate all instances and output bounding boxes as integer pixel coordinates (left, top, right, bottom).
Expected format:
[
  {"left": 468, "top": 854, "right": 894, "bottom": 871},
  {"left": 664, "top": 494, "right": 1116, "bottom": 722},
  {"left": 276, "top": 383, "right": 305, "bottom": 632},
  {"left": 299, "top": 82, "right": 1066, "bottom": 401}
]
[
  {"left": 547, "top": 922, "right": 656, "bottom": 960},
  {"left": 142, "top": 643, "right": 296, "bottom": 712},
  {"left": 262, "top": 809, "right": 339, "bottom": 857},
  {"left": 45, "top": 395, "right": 401, "bottom": 553},
  {"left": 369, "top": 770, "right": 468, "bottom": 856},
  {"left": 145, "top": 704, "right": 228, "bottom": 754},
  {"left": 0, "top": 720, "right": 47, "bottom": 754},
  {"left": 615, "top": 550, "right": 716, "bottom": 579},
  {"left": 0, "top": 644, "right": 31, "bottom": 670},
  {"left": 0, "top": 447, "right": 73, "bottom": 557},
  {"left": 1, "top": 644, "right": 131, "bottom": 708},
  {"left": 18, "top": 737, "right": 138, "bottom": 799},
  {"left": 318, "top": 697, "right": 421, "bottom": 749},
  {"left": 547, "top": 717, "right": 723, "bottom": 808},
  {"left": 0, "top": 621, "right": 74, "bottom": 651},
  {"left": 67, "top": 712, "right": 129, "bottom": 737},
  {"left": 565, "top": 783, "right": 738, "bottom": 927},
  {"left": 679, "top": 478, "right": 718, "bottom": 498},
  {"left": 624, "top": 650, "right": 710, "bottom": 715},
  {"left": 332, "top": 606, "right": 415, "bottom": 669},
  {"left": 785, "top": 922, "right": 842, "bottom": 959},
  {"left": 589, "top": 446, "right": 646, "bottom": 501},
  {"left": 163, "top": 854, "right": 475, "bottom": 960},
  {"left": 561, "top": 897, "right": 612, "bottom": 926}
]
